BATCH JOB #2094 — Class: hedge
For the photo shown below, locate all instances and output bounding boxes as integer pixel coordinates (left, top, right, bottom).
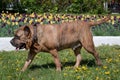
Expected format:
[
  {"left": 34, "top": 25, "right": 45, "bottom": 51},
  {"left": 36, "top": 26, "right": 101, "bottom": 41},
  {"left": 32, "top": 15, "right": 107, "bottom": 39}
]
[{"left": 1, "top": 0, "right": 108, "bottom": 14}]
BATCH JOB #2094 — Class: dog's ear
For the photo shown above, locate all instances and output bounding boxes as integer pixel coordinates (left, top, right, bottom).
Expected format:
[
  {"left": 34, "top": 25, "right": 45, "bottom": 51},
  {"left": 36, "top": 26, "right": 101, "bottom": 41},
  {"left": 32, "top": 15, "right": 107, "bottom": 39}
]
[{"left": 24, "top": 26, "right": 31, "bottom": 36}]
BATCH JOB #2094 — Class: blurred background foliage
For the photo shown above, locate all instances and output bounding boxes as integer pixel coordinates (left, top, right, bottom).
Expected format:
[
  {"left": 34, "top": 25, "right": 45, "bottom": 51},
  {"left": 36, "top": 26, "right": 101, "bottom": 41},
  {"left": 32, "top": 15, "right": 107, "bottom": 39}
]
[{"left": 1, "top": 0, "right": 108, "bottom": 14}]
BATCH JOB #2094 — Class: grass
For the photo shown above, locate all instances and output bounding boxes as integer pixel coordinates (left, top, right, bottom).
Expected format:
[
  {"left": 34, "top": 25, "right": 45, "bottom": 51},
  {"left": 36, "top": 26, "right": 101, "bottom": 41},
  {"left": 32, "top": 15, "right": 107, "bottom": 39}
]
[{"left": 0, "top": 45, "right": 120, "bottom": 80}]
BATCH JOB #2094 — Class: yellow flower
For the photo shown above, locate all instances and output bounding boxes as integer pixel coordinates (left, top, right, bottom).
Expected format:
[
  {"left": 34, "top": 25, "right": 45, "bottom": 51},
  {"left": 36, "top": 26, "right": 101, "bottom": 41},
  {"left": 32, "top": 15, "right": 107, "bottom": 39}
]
[
  {"left": 108, "top": 58, "right": 112, "bottom": 62},
  {"left": 48, "top": 15, "right": 53, "bottom": 20},
  {"left": 29, "top": 19, "right": 33, "bottom": 24},
  {"left": 74, "top": 19, "right": 77, "bottom": 21},
  {"left": 106, "top": 58, "right": 112, "bottom": 63},
  {"left": 111, "top": 20, "right": 115, "bottom": 25},
  {"left": 103, "top": 65, "right": 107, "bottom": 69},
  {"left": 75, "top": 67, "right": 81, "bottom": 72},
  {"left": 18, "top": 17, "right": 21, "bottom": 20},
  {"left": 2, "top": 17, "right": 5, "bottom": 21},
  {"left": 16, "top": 68, "right": 19, "bottom": 71},
  {"left": 81, "top": 18, "right": 84, "bottom": 20},
  {"left": 20, "top": 14, "right": 22, "bottom": 17},
  {"left": 24, "top": 20, "right": 27, "bottom": 23},
  {"left": 97, "top": 19, "right": 101, "bottom": 21},
  {"left": 96, "top": 76, "right": 99, "bottom": 80},
  {"left": 82, "top": 65, "right": 87, "bottom": 70},
  {"left": 40, "top": 22, "right": 43, "bottom": 24},
  {"left": 111, "top": 16, "right": 114, "bottom": 20},
  {"left": 35, "top": 19, "right": 38, "bottom": 22},
  {"left": 82, "top": 14, "right": 85, "bottom": 17},
  {"left": 61, "top": 15, "right": 66, "bottom": 19},
  {"left": 50, "top": 21, "right": 55, "bottom": 24},
  {"left": 2, "top": 11, "right": 4, "bottom": 13},
  {"left": 43, "top": 14, "right": 47, "bottom": 18},
  {"left": 1, "top": 13, "right": 5, "bottom": 17},
  {"left": 24, "top": 18, "right": 28, "bottom": 22},
  {"left": 96, "top": 68, "right": 99, "bottom": 71},
  {"left": 119, "top": 54, "right": 120, "bottom": 57},
  {"left": 105, "top": 71, "right": 110, "bottom": 75},
  {"left": 93, "top": 15, "right": 96, "bottom": 17},
  {"left": 3, "top": 20, "right": 6, "bottom": 23},
  {"left": 38, "top": 14, "right": 42, "bottom": 17},
  {"left": 37, "top": 18, "right": 42, "bottom": 22},
  {"left": 63, "top": 73, "right": 67, "bottom": 76},
  {"left": 31, "top": 78, "right": 35, "bottom": 80},
  {"left": 108, "top": 20, "right": 111, "bottom": 23},
  {"left": 86, "top": 15, "right": 90, "bottom": 18},
  {"left": 14, "top": 13, "right": 17, "bottom": 16},
  {"left": 30, "top": 13, "right": 35, "bottom": 17},
  {"left": 117, "top": 16, "right": 120, "bottom": 19},
  {"left": 15, "top": 22, "right": 18, "bottom": 25},
  {"left": 6, "top": 11, "right": 8, "bottom": 14},
  {"left": 11, "top": 15, "right": 15, "bottom": 20},
  {"left": 76, "top": 76, "right": 80, "bottom": 80},
  {"left": 16, "top": 12, "right": 19, "bottom": 15},
  {"left": 113, "top": 69, "right": 119, "bottom": 73},
  {"left": 12, "top": 22, "right": 15, "bottom": 26},
  {"left": 7, "top": 21, "right": 10, "bottom": 25}
]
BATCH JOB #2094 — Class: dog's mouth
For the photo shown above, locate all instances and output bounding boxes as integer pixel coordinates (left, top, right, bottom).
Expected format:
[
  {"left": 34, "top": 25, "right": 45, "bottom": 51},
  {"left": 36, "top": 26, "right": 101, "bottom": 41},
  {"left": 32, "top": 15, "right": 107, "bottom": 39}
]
[{"left": 16, "top": 43, "right": 26, "bottom": 50}]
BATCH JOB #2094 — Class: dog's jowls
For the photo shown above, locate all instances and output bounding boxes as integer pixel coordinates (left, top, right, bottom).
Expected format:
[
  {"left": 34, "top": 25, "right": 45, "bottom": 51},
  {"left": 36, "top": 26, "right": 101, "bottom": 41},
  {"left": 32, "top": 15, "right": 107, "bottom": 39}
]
[{"left": 10, "top": 15, "right": 110, "bottom": 71}]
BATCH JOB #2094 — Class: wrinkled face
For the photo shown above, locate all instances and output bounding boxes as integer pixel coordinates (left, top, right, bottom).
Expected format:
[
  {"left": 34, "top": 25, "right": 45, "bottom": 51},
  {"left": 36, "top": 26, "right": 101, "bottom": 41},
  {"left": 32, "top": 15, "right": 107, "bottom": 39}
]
[{"left": 10, "top": 26, "right": 31, "bottom": 50}]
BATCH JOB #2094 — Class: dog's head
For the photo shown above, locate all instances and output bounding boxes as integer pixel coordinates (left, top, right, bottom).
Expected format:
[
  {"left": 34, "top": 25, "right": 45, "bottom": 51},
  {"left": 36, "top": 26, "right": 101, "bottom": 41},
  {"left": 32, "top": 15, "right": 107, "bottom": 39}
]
[{"left": 10, "top": 25, "right": 34, "bottom": 50}]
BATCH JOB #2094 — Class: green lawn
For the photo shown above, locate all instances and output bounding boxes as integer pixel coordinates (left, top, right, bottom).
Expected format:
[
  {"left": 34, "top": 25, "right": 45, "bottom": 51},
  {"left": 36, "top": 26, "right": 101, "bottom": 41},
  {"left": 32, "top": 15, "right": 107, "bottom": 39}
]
[{"left": 0, "top": 45, "right": 120, "bottom": 80}]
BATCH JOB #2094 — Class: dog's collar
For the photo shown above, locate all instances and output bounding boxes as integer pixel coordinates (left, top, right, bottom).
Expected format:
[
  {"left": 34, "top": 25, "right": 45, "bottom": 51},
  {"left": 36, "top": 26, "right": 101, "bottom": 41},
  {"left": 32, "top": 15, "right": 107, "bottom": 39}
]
[{"left": 32, "top": 24, "right": 38, "bottom": 43}]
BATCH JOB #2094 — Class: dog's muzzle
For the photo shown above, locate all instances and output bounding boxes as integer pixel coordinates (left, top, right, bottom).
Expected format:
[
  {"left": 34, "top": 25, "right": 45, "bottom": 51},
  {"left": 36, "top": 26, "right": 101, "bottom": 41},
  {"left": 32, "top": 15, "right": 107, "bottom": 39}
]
[{"left": 10, "top": 39, "right": 26, "bottom": 50}]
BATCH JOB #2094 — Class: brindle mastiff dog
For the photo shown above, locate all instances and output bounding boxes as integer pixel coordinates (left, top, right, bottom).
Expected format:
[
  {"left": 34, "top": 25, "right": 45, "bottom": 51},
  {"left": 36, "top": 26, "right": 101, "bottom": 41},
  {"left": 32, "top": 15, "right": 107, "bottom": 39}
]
[{"left": 10, "top": 16, "right": 110, "bottom": 71}]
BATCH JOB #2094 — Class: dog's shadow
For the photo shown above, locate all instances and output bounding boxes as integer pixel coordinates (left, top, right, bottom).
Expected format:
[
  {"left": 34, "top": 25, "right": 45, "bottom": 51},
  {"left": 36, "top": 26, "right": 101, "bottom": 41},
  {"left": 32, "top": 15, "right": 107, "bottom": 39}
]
[{"left": 29, "top": 59, "right": 96, "bottom": 71}]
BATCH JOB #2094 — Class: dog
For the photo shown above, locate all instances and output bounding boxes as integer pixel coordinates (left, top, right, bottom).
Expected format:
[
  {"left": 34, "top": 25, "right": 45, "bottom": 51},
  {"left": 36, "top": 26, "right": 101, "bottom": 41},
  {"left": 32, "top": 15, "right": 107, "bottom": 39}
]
[{"left": 10, "top": 15, "right": 110, "bottom": 71}]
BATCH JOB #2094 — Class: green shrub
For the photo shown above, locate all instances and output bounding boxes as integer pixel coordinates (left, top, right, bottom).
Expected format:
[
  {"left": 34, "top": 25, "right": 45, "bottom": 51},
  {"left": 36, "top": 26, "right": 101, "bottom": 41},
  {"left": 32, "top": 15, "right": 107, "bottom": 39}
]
[
  {"left": 1, "top": 0, "right": 107, "bottom": 14},
  {"left": 92, "top": 23, "right": 120, "bottom": 36},
  {"left": 66, "top": 0, "right": 106, "bottom": 14}
]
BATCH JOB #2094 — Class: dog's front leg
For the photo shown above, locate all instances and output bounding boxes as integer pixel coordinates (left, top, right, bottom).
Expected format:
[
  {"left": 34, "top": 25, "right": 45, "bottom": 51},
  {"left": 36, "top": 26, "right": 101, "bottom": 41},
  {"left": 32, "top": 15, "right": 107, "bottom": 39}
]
[{"left": 21, "top": 50, "right": 37, "bottom": 71}]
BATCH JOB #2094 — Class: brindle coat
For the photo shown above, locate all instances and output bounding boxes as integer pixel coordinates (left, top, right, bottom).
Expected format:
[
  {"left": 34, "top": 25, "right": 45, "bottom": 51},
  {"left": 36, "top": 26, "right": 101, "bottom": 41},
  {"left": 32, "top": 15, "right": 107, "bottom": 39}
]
[{"left": 10, "top": 16, "right": 110, "bottom": 71}]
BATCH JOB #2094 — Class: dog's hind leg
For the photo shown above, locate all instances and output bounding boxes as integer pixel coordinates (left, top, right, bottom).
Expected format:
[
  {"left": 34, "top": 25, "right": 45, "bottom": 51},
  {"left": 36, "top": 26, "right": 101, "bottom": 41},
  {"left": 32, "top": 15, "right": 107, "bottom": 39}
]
[
  {"left": 73, "top": 46, "right": 82, "bottom": 68},
  {"left": 80, "top": 36, "right": 102, "bottom": 66},
  {"left": 50, "top": 49, "right": 62, "bottom": 71}
]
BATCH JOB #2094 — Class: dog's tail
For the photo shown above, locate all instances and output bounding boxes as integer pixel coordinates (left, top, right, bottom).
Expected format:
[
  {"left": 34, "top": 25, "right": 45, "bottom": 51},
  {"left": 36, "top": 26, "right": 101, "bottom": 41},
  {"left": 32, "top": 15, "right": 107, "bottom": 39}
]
[{"left": 88, "top": 15, "right": 110, "bottom": 27}]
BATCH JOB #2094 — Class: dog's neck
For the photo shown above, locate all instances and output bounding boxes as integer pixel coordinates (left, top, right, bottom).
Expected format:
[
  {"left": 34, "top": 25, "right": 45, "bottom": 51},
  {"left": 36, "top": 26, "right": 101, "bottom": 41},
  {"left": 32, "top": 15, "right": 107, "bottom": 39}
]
[{"left": 32, "top": 24, "right": 38, "bottom": 43}]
